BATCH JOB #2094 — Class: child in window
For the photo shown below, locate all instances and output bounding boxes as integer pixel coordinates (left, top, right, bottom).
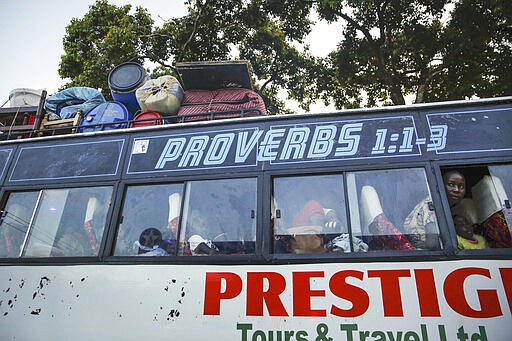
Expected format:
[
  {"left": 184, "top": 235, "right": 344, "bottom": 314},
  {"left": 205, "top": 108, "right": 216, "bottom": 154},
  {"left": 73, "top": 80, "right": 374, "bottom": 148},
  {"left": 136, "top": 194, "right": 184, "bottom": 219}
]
[{"left": 454, "top": 215, "right": 488, "bottom": 250}]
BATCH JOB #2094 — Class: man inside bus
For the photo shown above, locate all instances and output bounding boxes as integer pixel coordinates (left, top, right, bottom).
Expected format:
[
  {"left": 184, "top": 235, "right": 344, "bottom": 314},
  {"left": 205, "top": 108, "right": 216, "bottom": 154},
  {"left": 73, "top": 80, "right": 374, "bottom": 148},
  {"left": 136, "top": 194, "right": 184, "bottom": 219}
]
[{"left": 282, "top": 199, "right": 368, "bottom": 253}]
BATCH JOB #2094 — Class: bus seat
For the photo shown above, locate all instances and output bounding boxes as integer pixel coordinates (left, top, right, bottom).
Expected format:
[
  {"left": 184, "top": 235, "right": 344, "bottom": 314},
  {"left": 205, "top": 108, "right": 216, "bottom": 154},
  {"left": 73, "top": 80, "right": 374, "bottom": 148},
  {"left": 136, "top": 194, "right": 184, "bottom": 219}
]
[
  {"left": 360, "top": 185, "right": 384, "bottom": 230},
  {"left": 471, "top": 175, "right": 508, "bottom": 223},
  {"left": 168, "top": 193, "right": 181, "bottom": 234},
  {"left": 84, "top": 197, "right": 100, "bottom": 255},
  {"left": 360, "top": 185, "right": 414, "bottom": 251}
]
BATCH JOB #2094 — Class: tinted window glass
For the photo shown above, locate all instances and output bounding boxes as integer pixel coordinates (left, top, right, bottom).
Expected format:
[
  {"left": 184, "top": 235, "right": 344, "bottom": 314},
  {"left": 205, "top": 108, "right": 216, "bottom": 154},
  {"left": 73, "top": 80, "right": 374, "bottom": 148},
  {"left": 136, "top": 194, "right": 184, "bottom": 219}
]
[
  {"left": 0, "top": 187, "right": 112, "bottom": 258},
  {"left": 178, "top": 178, "right": 257, "bottom": 256},
  {"left": 347, "top": 168, "right": 441, "bottom": 251},
  {"left": 114, "top": 183, "right": 183, "bottom": 256},
  {"left": 0, "top": 192, "right": 39, "bottom": 257},
  {"left": 272, "top": 174, "right": 355, "bottom": 254}
]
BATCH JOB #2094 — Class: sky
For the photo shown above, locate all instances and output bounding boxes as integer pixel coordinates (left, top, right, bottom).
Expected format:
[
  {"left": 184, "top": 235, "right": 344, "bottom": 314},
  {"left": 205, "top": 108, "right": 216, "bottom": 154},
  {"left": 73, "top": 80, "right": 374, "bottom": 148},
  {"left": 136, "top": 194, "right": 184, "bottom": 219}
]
[{"left": 0, "top": 0, "right": 337, "bottom": 111}]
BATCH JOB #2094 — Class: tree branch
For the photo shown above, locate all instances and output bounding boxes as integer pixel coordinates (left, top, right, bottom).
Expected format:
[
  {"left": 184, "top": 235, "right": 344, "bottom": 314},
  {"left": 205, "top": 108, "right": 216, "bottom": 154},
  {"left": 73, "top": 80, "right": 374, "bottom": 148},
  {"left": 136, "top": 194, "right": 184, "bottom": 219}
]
[
  {"left": 415, "top": 64, "right": 446, "bottom": 103},
  {"left": 259, "top": 53, "right": 279, "bottom": 92},
  {"left": 177, "top": 6, "right": 203, "bottom": 62}
]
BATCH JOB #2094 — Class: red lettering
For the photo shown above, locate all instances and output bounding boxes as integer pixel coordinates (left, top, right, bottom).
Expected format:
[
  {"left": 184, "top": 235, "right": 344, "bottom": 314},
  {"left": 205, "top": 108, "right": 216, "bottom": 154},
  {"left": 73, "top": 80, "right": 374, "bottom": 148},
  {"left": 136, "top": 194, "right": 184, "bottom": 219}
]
[
  {"left": 204, "top": 266, "right": 510, "bottom": 319},
  {"left": 329, "top": 270, "right": 369, "bottom": 317},
  {"left": 293, "top": 271, "right": 326, "bottom": 316},
  {"left": 499, "top": 268, "right": 512, "bottom": 314},
  {"left": 444, "top": 267, "right": 502, "bottom": 318},
  {"left": 414, "top": 269, "right": 441, "bottom": 317},
  {"left": 368, "top": 269, "right": 411, "bottom": 317},
  {"left": 204, "top": 272, "right": 242, "bottom": 315},
  {"left": 246, "top": 272, "right": 288, "bottom": 316}
]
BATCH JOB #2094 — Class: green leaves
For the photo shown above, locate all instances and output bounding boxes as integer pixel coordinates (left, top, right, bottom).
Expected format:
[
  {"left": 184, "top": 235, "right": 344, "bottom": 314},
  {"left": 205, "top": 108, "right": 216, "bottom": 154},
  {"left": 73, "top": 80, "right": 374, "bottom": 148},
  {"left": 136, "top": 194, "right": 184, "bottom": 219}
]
[
  {"left": 59, "top": 0, "right": 154, "bottom": 99},
  {"left": 58, "top": 0, "right": 511, "bottom": 112}
]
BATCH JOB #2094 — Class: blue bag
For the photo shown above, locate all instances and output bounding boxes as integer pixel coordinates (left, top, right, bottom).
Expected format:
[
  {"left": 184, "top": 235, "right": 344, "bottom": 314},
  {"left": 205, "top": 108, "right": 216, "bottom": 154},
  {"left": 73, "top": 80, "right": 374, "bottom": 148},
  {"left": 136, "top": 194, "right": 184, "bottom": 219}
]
[{"left": 44, "top": 87, "right": 106, "bottom": 119}]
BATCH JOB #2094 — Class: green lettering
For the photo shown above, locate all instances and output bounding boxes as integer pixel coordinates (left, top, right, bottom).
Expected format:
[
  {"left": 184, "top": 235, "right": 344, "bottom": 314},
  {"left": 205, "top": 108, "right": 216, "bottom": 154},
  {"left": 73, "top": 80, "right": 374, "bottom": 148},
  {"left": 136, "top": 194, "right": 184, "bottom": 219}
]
[
  {"left": 420, "top": 324, "right": 429, "bottom": 341},
  {"left": 285, "top": 330, "right": 294, "bottom": 341},
  {"left": 359, "top": 330, "right": 370, "bottom": 341},
  {"left": 237, "top": 323, "right": 253, "bottom": 341},
  {"left": 371, "top": 331, "right": 386, "bottom": 341},
  {"left": 438, "top": 325, "right": 447, "bottom": 341},
  {"left": 340, "top": 324, "right": 358, "bottom": 341},
  {"left": 296, "top": 330, "right": 308, "bottom": 341},
  {"left": 404, "top": 331, "right": 420, "bottom": 341},
  {"left": 471, "top": 326, "right": 487, "bottom": 341},
  {"left": 387, "top": 331, "right": 402, "bottom": 341},
  {"left": 253, "top": 330, "right": 266, "bottom": 341}
]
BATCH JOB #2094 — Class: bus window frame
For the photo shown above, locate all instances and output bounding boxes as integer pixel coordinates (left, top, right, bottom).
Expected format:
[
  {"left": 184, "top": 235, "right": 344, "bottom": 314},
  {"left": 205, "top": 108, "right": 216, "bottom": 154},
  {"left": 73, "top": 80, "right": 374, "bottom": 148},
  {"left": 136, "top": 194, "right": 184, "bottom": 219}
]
[
  {"left": 265, "top": 161, "right": 452, "bottom": 262},
  {"left": 0, "top": 181, "right": 118, "bottom": 264},
  {"left": 102, "top": 172, "right": 266, "bottom": 264},
  {"left": 435, "top": 159, "right": 512, "bottom": 258}
]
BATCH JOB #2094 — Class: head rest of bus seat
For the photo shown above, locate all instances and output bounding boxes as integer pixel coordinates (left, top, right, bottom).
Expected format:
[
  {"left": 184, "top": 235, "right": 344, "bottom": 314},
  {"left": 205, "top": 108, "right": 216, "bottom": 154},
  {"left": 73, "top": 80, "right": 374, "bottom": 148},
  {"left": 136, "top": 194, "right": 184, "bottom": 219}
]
[
  {"left": 471, "top": 175, "right": 508, "bottom": 223},
  {"left": 360, "top": 185, "right": 384, "bottom": 228}
]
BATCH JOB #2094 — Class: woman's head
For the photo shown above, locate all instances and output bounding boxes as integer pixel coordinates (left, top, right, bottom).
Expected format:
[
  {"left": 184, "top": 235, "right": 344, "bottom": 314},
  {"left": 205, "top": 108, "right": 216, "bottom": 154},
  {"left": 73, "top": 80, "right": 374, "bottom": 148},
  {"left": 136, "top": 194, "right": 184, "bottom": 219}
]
[{"left": 443, "top": 170, "right": 466, "bottom": 207}]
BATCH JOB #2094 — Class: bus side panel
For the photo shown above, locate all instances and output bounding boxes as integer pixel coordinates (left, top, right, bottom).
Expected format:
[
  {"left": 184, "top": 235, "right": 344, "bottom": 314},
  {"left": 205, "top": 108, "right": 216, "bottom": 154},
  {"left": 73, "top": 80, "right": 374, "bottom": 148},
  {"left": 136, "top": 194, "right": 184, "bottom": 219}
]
[{"left": 1, "top": 260, "right": 510, "bottom": 340}]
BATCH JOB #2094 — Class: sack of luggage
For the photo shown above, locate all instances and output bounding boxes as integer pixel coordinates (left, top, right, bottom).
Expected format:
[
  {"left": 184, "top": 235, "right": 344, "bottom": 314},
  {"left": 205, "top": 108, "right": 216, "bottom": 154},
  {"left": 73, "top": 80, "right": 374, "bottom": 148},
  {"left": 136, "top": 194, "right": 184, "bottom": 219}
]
[
  {"left": 135, "top": 75, "right": 184, "bottom": 114},
  {"left": 44, "top": 87, "right": 105, "bottom": 119},
  {"left": 176, "top": 88, "right": 267, "bottom": 122}
]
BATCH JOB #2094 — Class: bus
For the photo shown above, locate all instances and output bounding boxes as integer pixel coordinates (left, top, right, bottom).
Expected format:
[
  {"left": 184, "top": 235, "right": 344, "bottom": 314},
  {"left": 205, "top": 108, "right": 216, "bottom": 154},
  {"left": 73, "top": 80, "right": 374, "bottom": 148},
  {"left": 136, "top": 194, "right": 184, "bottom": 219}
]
[{"left": 0, "top": 96, "right": 511, "bottom": 340}]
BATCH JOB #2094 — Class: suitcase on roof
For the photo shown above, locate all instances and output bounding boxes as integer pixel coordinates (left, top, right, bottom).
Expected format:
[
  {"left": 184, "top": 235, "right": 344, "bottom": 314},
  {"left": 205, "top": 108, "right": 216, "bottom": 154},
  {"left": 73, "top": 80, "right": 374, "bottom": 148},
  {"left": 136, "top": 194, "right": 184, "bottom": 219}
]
[
  {"left": 176, "top": 88, "right": 267, "bottom": 122},
  {"left": 175, "top": 60, "right": 267, "bottom": 122}
]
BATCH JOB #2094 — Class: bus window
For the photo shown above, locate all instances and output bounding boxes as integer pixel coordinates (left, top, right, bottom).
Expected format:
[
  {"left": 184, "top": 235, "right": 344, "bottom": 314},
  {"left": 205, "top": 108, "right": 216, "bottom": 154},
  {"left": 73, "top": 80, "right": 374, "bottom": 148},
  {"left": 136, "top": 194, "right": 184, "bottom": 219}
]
[
  {"left": 272, "top": 174, "right": 358, "bottom": 254},
  {"left": 178, "top": 178, "right": 257, "bottom": 256},
  {"left": 444, "top": 164, "right": 512, "bottom": 249},
  {"left": 347, "top": 168, "right": 441, "bottom": 251},
  {"left": 0, "top": 187, "right": 112, "bottom": 258},
  {"left": 0, "top": 192, "right": 39, "bottom": 257},
  {"left": 113, "top": 183, "right": 183, "bottom": 256}
]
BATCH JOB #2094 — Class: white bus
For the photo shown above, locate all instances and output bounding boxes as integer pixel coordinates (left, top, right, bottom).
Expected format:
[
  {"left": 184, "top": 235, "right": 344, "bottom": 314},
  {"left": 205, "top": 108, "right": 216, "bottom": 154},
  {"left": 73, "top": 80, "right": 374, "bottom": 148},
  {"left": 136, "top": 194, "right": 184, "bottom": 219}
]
[{"left": 1, "top": 97, "right": 511, "bottom": 340}]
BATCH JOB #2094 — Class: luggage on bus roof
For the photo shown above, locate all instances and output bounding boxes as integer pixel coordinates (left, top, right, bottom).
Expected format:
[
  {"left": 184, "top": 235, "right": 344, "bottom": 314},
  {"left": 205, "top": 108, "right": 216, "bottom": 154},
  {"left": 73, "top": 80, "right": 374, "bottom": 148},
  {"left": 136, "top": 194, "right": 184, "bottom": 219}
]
[{"left": 175, "top": 60, "right": 254, "bottom": 90}]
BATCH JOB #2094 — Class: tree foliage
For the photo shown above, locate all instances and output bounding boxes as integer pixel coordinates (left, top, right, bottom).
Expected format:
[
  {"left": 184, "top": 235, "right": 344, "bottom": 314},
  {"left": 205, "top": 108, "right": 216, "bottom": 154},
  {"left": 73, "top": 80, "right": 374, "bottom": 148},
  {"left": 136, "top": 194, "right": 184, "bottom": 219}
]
[
  {"left": 59, "top": 0, "right": 154, "bottom": 98},
  {"left": 59, "top": 0, "right": 511, "bottom": 112}
]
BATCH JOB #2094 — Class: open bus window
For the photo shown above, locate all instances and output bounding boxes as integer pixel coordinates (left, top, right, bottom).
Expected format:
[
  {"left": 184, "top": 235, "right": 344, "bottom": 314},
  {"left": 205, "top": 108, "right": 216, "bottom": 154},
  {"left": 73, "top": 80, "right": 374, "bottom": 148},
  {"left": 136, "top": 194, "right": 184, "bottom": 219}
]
[
  {"left": 0, "top": 187, "right": 112, "bottom": 258},
  {"left": 442, "top": 164, "right": 512, "bottom": 250},
  {"left": 113, "top": 183, "right": 183, "bottom": 256},
  {"left": 347, "top": 168, "right": 441, "bottom": 251},
  {"left": 272, "top": 174, "right": 356, "bottom": 254},
  {"left": 178, "top": 178, "right": 257, "bottom": 256}
]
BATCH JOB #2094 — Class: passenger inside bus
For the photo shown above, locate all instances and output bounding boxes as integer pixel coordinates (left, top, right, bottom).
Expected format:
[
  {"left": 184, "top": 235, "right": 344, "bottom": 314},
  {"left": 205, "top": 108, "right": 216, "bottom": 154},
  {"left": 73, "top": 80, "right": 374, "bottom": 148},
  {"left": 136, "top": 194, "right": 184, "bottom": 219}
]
[
  {"left": 113, "top": 184, "right": 183, "bottom": 256},
  {"left": 283, "top": 199, "right": 368, "bottom": 253},
  {"left": 402, "top": 196, "right": 439, "bottom": 250},
  {"left": 134, "top": 227, "right": 174, "bottom": 256},
  {"left": 50, "top": 190, "right": 111, "bottom": 257},
  {"left": 284, "top": 199, "right": 338, "bottom": 254},
  {"left": 442, "top": 167, "right": 511, "bottom": 249},
  {"left": 272, "top": 174, "right": 369, "bottom": 254},
  {"left": 443, "top": 170, "right": 469, "bottom": 215},
  {"left": 453, "top": 214, "right": 488, "bottom": 250},
  {"left": 184, "top": 210, "right": 219, "bottom": 256},
  {"left": 401, "top": 179, "right": 438, "bottom": 249}
]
